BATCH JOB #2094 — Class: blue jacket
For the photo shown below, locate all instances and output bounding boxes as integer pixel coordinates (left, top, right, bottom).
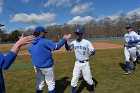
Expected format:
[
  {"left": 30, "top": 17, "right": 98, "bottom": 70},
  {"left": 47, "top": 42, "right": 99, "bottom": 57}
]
[
  {"left": 0, "top": 51, "right": 17, "bottom": 93},
  {"left": 29, "top": 36, "right": 66, "bottom": 68}
]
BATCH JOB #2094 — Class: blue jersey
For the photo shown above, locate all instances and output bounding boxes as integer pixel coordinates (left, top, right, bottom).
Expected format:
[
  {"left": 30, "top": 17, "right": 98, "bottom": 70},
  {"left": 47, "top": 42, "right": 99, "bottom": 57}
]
[
  {"left": 29, "top": 36, "right": 66, "bottom": 68},
  {"left": 0, "top": 51, "right": 17, "bottom": 93}
]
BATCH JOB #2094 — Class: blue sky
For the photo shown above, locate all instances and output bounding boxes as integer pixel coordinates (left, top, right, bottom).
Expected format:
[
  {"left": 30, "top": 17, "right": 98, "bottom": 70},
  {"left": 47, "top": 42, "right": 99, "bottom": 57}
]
[{"left": 0, "top": 0, "right": 140, "bottom": 32}]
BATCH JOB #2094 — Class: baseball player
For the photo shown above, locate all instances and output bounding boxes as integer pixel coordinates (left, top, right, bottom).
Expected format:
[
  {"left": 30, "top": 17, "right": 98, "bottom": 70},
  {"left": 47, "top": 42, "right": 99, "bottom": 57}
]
[
  {"left": 136, "top": 28, "right": 140, "bottom": 35},
  {"left": 0, "top": 34, "right": 34, "bottom": 93},
  {"left": 136, "top": 29, "right": 140, "bottom": 60},
  {"left": 124, "top": 25, "right": 140, "bottom": 75},
  {"left": 65, "top": 29, "right": 95, "bottom": 93},
  {"left": 29, "top": 26, "right": 71, "bottom": 93}
]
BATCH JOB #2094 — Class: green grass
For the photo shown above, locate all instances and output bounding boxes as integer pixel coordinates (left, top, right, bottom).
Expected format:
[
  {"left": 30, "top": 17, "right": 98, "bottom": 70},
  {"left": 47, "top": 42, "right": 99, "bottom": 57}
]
[{"left": 3, "top": 49, "right": 140, "bottom": 93}]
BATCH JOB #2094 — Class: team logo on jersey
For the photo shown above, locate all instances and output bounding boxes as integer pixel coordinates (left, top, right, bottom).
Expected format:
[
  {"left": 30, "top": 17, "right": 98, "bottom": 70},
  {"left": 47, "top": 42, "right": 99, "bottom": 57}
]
[{"left": 74, "top": 46, "right": 87, "bottom": 50}]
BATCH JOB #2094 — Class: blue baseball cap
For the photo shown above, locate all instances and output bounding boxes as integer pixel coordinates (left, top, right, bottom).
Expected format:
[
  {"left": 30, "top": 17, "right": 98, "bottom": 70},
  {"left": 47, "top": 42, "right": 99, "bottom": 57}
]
[
  {"left": 75, "top": 29, "right": 84, "bottom": 34},
  {"left": 125, "top": 24, "right": 133, "bottom": 29},
  {"left": 34, "top": 26, "right": 47, "bottom": 33}
]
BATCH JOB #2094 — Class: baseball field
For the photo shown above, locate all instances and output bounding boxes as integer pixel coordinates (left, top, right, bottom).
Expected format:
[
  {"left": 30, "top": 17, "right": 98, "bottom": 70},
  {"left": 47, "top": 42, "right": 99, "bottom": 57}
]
[{"left": 2, "top": 40, "right": 140, "bottom": 93}]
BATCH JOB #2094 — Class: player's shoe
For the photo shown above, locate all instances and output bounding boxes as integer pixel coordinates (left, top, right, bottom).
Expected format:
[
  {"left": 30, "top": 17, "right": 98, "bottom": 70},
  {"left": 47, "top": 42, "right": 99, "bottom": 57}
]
[
  {"left": 89, "top": 84, "right": 95, "bottom": 93},
  {"left": 36, "top": 90, "right": 43, "bottom": 93},
  {"left": 125, "top": 71, "right": 131, "bottom": 75}
]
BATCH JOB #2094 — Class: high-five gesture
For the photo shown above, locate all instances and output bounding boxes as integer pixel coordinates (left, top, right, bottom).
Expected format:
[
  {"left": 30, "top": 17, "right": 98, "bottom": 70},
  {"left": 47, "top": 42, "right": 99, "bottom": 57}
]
[
  {"left": 16, "top": 33, "right": 35, "bottom": 46},
  {"left": 63, "top": 34, "right": 71, "bottom": 40},
  {"left": 11, "top": 33, "right": 35, "bottom": 53}
]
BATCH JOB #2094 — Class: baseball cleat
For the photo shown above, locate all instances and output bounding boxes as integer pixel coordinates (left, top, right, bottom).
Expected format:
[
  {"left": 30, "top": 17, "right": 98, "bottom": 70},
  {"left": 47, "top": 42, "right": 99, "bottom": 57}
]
[
  {"left": 125, "top": 71, "right": 131, "bottom": 75},
  {"left": 89, "top": 84, "right": 96, "bottom": 93}
]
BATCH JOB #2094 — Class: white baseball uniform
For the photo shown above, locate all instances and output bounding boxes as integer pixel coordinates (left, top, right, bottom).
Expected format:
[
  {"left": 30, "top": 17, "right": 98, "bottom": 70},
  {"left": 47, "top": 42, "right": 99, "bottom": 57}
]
[
  {"left": 69, "top": 39, "right": 95, "bottom": 87},
  {"left": 136, "top": 42, "right": 140, "bottom": 58},
  {"left": 124, "top": 31, "right": 140, "bottom": 62}
]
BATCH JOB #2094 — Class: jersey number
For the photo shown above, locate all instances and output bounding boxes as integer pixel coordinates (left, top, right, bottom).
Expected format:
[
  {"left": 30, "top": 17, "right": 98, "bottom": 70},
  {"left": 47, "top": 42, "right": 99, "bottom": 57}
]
[{"left": 83, "top": 51, "right": 86, "bottom": 56}]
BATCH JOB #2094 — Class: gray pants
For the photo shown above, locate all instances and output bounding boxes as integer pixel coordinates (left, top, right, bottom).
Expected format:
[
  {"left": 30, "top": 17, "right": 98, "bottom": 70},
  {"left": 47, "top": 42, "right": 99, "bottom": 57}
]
[{"left": 34, "top": 66, "right": 55, "bottom": 91}]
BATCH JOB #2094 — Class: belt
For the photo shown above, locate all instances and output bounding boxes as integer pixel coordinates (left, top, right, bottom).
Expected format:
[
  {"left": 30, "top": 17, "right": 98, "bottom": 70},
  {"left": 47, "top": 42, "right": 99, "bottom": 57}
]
[
  {"left": 124, "top": 44, "right": 135, "bottom": 48},
  {"left": 77, "top": 59, "right": 89, "bottom": 63},
  {"left": 126, "top": 45, "right": 135, "bottom": 48}
]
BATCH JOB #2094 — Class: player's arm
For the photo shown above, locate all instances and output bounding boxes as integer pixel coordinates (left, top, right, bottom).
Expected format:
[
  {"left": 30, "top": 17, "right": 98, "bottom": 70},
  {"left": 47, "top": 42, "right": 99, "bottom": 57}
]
[
  {"left": 1, "top": 34, "right": 35, "bottom": 69},
  {"left": 88, "top": 50, "right": 96, "bottom": 57},
  {"left": 55, "top": 39, "right": 67, "bottom": 50},
  {"left": 65, "top": 40, "right": 75, "bottom": 51},
  {"left": 128, "top": 40, "right": 140, "bottom": 44},
  {"left": 128, "top": 34, "right": 140, "bottom": 44},
  {"left": 88, "top": 41, "right": 95, "bottom": 57},
  {"left": 65, "top": 41, "right": 71, "bottom": 51},
  {"left": 47, "top": 34, "right": 71, "bottom": 51},
  {"left": 1, "top": 52, "right": 17, "bottom": 69},
  {"left": 65, "top": 41, "right": 70, "bottom": 51},
  {"left": 124, "top": 34, "right": 130, "bottom": 43}
]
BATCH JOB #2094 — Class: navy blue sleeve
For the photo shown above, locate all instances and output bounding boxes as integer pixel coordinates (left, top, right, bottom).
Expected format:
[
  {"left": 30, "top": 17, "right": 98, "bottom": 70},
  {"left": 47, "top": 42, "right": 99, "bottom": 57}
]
[
  {"left": 90, "top": 50, "right": 96, "bottom": 56},
  {"left": 128, "top": 40, "right": 140, "bottom": 44},
  {"left": 55, "top": 39, "right": 67, "bottom": 50},
  {"left": 65, "top": 41, "right": 71, "bottom": 51},
  {"left": 28, "top": 49, "right": 31, "bottom": 54},
  {"left": 2, "top": 51, "right": 17, "bottom": 70}
]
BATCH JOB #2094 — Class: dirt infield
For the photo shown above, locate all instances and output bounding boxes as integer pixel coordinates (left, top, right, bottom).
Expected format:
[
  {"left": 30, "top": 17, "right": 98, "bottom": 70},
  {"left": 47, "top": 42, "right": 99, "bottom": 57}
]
[
  {"left": 2, "top": 42, "right": 122, "bottom": 55},
  {"left": 93, "top": 42, "right": 123, "bottom": 49},
  {"left": 52, "top": 42, "right": 123, "bottom": 54}
]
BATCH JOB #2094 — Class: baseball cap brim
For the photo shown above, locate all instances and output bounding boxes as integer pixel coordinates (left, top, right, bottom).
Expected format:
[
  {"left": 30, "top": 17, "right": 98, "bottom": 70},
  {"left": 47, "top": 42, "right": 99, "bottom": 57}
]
[
  {"left": 44, "top": 31, "right": 48, "bottom": 33},
  {"left": 75, "top": 32, "right": 83, "bottom": 35},
  {"left": 126, "top": 27, "right": 132, "bottom": 29}
]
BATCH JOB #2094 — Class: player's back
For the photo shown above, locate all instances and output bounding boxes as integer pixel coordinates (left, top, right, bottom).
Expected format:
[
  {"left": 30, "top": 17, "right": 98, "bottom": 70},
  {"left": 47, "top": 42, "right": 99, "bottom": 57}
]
[{"left": 29, "top": 37, "right": 54, "bottom": 68}]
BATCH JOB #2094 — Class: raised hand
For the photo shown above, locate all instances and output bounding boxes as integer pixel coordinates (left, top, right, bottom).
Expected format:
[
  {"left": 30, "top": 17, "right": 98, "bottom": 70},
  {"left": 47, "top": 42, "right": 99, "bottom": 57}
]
[
  {"left": 11, "top": 33, "right": 35, "bottom": 53},
  {"left": 16, "top": 33, "right": 35, "bottom": 46},
  {"left": 63, "top": 34, "right": 71, "bottom": 40}
]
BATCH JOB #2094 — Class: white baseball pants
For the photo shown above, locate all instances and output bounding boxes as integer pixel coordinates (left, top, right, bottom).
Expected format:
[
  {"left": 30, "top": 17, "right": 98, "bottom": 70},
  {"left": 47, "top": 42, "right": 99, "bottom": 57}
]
[
  {"left": 71, "top": 61, "right": 94, "bottom": 87},
  {"left": 34, "top": 66, "right": 55, "bottom": 91},
  {"left": 124, "top": 47, "right": 137, "bottom": 62}
]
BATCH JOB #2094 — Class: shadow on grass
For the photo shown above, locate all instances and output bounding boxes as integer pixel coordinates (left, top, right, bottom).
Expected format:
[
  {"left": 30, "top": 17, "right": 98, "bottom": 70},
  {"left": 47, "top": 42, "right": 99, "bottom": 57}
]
[
  {"left": 136, "top": 53, "right": 140, "bottom": 64},
  {"left": 76, "top": 77, "right": 98, "bottom": 93},
  {"left": 55, "top": 77, "right": 98, "bottom": 93},
  {"left": 119, "top": 63, "right": 126, "bottom": 71},
  {"left": 55, "top": 77, "right": 71, "bottom": 93},
  {"left": 137, "top": 61, "right": 140, "bottom": 64},
  {"left": 137, "top": 59, "right": 140, "bottom": 64}
]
